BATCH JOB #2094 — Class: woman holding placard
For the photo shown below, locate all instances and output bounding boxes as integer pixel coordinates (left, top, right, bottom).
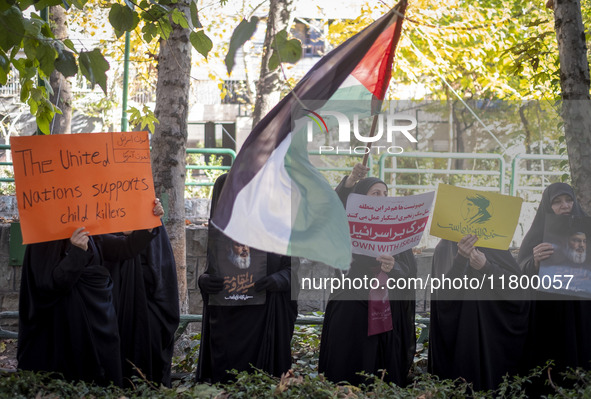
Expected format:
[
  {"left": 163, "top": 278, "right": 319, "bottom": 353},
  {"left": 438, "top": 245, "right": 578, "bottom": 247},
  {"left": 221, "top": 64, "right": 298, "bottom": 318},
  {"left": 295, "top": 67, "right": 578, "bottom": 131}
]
[
  {"left": 518, "top": 182, "right": 591, "bottom": 394},
  {"left": 17, "top": 199, "right": 164, "bottom": 387},
  {"left": 429, "top": 235, "right": 530, "bottom": 391},
  {"left": 318, "top": 169, "right": 417, "bottom": 386}
]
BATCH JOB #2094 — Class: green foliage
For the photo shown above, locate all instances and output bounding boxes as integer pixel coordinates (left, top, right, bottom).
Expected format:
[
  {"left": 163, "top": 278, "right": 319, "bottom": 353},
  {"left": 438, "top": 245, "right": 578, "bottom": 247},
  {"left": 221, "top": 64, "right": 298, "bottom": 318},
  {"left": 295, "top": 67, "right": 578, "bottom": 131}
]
[
  {"left": 291, "top": 316, "right": 322, "bottom": 376},
  {"left": 78, "top": 48, "right": 110, "bottom": 94},
  {"left": 0, "top": 7, "right": 25, "bottom": 52},
  {"left": 54, "top": 47, "right": 77, "bottom": 78},
  {"left": 189, "top": 1, "right": 201, "bottom": 29},
  {"left": 185, "top": 152, "right": 225, "bottom": 199},
  {"left": 173, "top": 333, "right": 201, "bottom": 374},
  {"left": 109, "top": 3, "right": 140, "bottom": 38},
  {"left": 2, "top": 0, "right": 212, "bottom": 135},
  {"left": 1, "top": 350, "right": 591, "bottom": 398},
  {"left": 268, "top": 29, "right": 302, "bottom": 71},
  {"left": 128, "top": 105, "right": 159, "bottom": 134},
  {"left": 190, "top": 30, "right": 213, "bottom": 60},
  {"left": 225, "top": 16, "right": 259, "bottom": 75}
]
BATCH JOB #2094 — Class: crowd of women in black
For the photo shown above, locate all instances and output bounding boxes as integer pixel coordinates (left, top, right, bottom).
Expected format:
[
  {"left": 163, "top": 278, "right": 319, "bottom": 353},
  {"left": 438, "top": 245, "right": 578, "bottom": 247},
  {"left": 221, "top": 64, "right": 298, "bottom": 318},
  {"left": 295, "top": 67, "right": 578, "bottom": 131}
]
[{"left": 16, "top": 169, "right": 591, "bottom": 396}]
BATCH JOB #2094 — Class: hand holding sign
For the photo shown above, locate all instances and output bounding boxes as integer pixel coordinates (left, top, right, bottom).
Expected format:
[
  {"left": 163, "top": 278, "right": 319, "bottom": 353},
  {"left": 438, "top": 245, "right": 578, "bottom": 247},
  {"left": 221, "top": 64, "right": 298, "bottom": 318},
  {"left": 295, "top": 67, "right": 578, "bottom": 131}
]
[
  {"left": 70, "top": 227, "right": 90, "bottom": 251},
  {"left": 153, "top": 198, "right": 164, "bottom": 217},
  {"left": 457, "top": 234, "right": 478, "bottom": 258},
  {"left": 377, "top": 254, "right": 395, "bottom": 273}
]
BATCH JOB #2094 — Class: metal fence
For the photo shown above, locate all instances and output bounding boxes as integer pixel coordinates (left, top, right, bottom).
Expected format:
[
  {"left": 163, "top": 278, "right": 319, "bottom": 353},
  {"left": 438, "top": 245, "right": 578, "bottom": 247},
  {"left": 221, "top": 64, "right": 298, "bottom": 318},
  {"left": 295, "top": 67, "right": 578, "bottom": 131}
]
[
  {"left": 510, "top": 154, "right": 568, "bottom": 198},
  {"left": 0, "top": 145, "right": 569, "bottom": 194},
  {"left": 378, "top": 152, "right": 507, "bottom": 194}
]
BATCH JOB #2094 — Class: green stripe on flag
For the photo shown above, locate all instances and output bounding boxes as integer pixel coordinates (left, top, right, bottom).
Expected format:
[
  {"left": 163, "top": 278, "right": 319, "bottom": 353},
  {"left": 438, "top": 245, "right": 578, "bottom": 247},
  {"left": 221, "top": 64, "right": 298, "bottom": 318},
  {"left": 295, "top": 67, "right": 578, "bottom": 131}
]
[{"left": 286, "top": 126, "right": 352, "bottom": 270}]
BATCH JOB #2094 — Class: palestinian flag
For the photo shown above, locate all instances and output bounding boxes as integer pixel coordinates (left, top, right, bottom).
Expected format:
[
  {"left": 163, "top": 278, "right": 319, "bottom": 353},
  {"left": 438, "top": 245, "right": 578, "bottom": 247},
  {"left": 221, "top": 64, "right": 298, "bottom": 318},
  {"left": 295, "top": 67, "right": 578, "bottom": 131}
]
[{"left": 211, "top": 1, "right": 407, "bottom": 270}]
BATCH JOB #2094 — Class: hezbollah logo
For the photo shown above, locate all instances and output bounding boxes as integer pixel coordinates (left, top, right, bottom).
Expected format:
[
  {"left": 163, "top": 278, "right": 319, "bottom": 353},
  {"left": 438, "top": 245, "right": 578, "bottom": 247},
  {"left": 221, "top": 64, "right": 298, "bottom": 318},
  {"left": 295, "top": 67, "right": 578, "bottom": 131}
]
[
  {"left": 436, "top": 193, "right": 505, "bottom": 240},
  {"left": 461, "top": 194, "right": 493, "bottom": 225}
]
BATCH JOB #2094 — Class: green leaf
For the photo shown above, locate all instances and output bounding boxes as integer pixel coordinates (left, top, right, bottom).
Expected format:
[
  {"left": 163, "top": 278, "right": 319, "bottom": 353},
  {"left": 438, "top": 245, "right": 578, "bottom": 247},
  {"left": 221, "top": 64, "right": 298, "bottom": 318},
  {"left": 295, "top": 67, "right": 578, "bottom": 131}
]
[
  {"left": 33, "top": 0, "right": 63, "bottom": 11},
  {"left": 23, "top": 18, "right": 42, "bottom": 38},
  {"left": 21, "top": 79, "right": 33, "bottom": 105},
  {"left": 0, "top": 7, "right": 25, "bottom": 52},
  {"left": 140, "top": 4, "right": 167, "bottom": 23},
  {"left": 37, "top": 41, "right": 56, "bottom": 77},
  {"left": 69, "top": 0, "right": 88, "bottom": 10},
  {"left": 171, "top": 8, "right": 188, "bottom": 28},
  {"left": 63, "top": 39, "right": 77, "bottom": 53},
  {"left": 17, "top": 0, "right": 35, "bottom": 10},
  {"left": 0, "top": 57, "right": 7, "bottom": 85},
  {"left": 225, "top": 16, "right": 258, "bottom": 75},
  {"left": 31, "top": 95, "right": 57, "bottom": 135},
  {"left": 109, "top": 3, "right": 139, "bottom": 37},
  {"left": 0, "top": 50, "right": 8, "bottom": 77},
  {"left": 268, "top": 29, "right": 302, "bottom": 70},
  {"left": 190, "top": 30, "right": 212, "bottom": 59},
  {"left": 55, "top": 49, "right": 77, "bottom": 78},
  {"left": 189, "top": 1, "right": 201, "bottom": 29},
  {"left": 158, "top": 20, "right": 172, "bottom": 40},
  {"left": 128, "top": 105, "right": 159, "bottom": 134},
  {"left": 268, "top": 51, "right": 279, "bottom": 71},
  {"left": 141, "top": 23, "right": 159, "bottom": 43},
  {"left": 40, "top": 20, "right": 53, "bottom": 38},
  {"left": 79, "top": 48, "right": 110, "bottom": 94}
]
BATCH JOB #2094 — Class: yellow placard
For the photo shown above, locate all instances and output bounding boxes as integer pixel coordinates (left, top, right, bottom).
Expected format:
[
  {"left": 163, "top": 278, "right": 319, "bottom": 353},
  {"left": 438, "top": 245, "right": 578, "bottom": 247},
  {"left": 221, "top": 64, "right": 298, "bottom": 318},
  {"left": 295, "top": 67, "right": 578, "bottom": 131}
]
[{"left": 430, "top": 184, "right": 523, "bottom": 250}]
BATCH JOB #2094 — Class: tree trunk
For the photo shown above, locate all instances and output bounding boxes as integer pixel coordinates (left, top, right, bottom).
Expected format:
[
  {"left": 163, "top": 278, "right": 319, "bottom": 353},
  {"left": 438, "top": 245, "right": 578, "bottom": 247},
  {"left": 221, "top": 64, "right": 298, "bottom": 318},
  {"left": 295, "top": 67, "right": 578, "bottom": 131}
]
[
  {"left": 251, "top": 0, "right": 293, "bottom": 128},
  {"left": 49, "top": 5, "right": 72, "bottom": 134},
  {"left": 518, "top": 104, "right": 534, "bottom": 170},
  {"left": 152, "top": 2, "right": 191, "bottom": 314},
  {"left": 553, "top": 0, "right": 591, "bottom": 214}
]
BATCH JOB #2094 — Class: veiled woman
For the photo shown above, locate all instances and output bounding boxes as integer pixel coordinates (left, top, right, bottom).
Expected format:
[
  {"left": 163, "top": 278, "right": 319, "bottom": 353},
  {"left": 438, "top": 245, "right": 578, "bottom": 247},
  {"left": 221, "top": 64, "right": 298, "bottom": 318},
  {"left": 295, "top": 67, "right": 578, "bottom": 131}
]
[
  {"left": 319, "top": 167, "right": 416, "bottom": 386},
  {"left": 429, "top": 234, "right": 530, "bottom": 391},
  {"left": 196, "top": 173, "right": 298, "bottom": 383},
  {"left": 518, "top": 182, "right": 591, "bottom": 392}
]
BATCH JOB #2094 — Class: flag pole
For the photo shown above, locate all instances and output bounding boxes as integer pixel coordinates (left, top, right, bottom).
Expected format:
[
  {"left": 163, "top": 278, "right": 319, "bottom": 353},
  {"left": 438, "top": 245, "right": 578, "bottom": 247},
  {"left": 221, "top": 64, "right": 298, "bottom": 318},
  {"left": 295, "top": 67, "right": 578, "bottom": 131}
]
[
  {"left": 361, "top": 0, "right": 406, "bottom": 167},
  {"left": 362, "top": 114, "right": 379, "bottom": 166}
]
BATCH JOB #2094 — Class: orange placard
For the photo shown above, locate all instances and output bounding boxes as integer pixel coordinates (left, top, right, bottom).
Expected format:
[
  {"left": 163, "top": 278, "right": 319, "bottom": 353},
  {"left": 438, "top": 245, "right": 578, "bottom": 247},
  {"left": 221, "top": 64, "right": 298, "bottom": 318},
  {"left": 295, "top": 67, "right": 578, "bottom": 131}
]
[{"left": 11, "top": 131, "right": 161, "bottom": 244}]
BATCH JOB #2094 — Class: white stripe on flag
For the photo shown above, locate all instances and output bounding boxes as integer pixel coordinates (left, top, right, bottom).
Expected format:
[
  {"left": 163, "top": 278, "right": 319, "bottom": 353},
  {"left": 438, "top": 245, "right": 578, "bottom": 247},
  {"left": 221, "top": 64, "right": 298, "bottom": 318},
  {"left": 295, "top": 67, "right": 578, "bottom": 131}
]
[{"left": 221, "top": 134, "right": 301, "bottom": 253}]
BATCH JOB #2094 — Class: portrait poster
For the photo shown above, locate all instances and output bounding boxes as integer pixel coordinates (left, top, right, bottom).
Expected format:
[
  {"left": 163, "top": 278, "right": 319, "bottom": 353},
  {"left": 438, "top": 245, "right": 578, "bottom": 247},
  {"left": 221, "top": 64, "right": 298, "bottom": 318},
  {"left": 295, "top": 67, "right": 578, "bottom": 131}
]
[
  {"left": 345, "top": 191, "right": 435, "bottom": 257},
  {"left": 430, "top": 184, "right": 523, "bottom": 250},
  {"left": 539, "top": 214, "right": 591, "bottom": 298},
  {"left": 208, "top": 226, "right": 267, "bottom": 306},
  {"left": 10, "top": 132, "right": 161, "bottom": 244}
]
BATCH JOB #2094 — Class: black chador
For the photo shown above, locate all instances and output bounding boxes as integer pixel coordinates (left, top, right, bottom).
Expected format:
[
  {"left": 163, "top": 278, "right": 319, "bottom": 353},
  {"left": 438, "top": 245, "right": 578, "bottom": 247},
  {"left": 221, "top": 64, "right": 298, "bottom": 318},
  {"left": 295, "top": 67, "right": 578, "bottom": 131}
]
[
  {"left": 105, "top": 223, "right": 180, "bottom": 387},
  {"left": 18, "top": 230, "right": 157, "bottom": 386},
  {"left": 196, "top": 174, "right": 298, "bottom": 383},
  {"left": 428, "top": 239, "right": 530, "bottom": 392}
]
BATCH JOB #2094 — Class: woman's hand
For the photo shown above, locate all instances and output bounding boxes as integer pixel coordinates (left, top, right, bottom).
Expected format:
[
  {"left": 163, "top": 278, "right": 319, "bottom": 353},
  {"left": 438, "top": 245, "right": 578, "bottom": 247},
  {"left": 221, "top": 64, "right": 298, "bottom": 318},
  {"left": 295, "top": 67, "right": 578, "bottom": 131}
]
[
  {"left": 70, "top": 227, "right": 89, "bottom": 251},
  {"left": 533, "top": 242, "right": 554, "bottom": 270},
  {"left": 153, "top": 198, "right": 164, "bottom": 217},
  {"left": 377, "top": 254, "right": 395, "bottom": 273},
  {"left": 344, "top": 163, "right": 370, "bottom": 188},
  {"left": 457, "top": 234, "right": 478, "bottom": 258},
  {"left": 469, "top": 248, "right": 487, "bottom": 270}
]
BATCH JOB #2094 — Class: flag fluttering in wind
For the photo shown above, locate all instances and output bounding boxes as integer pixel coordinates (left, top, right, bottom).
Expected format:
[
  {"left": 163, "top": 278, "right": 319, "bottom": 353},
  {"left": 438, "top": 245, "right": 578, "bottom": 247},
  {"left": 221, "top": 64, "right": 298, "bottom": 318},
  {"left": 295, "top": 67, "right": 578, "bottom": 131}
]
[{"left": 211, "top": 1, "right": 407, "bottom": 269}]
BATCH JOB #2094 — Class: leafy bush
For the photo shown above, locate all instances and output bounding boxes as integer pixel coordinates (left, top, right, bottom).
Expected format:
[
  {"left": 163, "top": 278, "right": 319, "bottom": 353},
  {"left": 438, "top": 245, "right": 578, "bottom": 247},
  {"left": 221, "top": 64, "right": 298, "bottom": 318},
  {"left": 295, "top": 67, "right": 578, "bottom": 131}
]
[{"left": 3, "top": 361, "right": 591, "bottom": 398}]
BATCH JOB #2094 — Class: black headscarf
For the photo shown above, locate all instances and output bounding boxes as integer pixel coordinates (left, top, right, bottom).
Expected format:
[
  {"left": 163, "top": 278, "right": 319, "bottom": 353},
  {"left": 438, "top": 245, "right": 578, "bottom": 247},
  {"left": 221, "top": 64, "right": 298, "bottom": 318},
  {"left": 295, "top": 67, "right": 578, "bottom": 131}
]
[
  {"left": 335, "top": 176, "right": 387, "bottom": 207},
  {"left": 353, "top": 177, "right": 387, "bottom": 195},
  {"left": 209, "top": 173, "right": 229, "bottom": 219},
  {"left": 518, "top": 182, "right": 586, "bottom": 265}
]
